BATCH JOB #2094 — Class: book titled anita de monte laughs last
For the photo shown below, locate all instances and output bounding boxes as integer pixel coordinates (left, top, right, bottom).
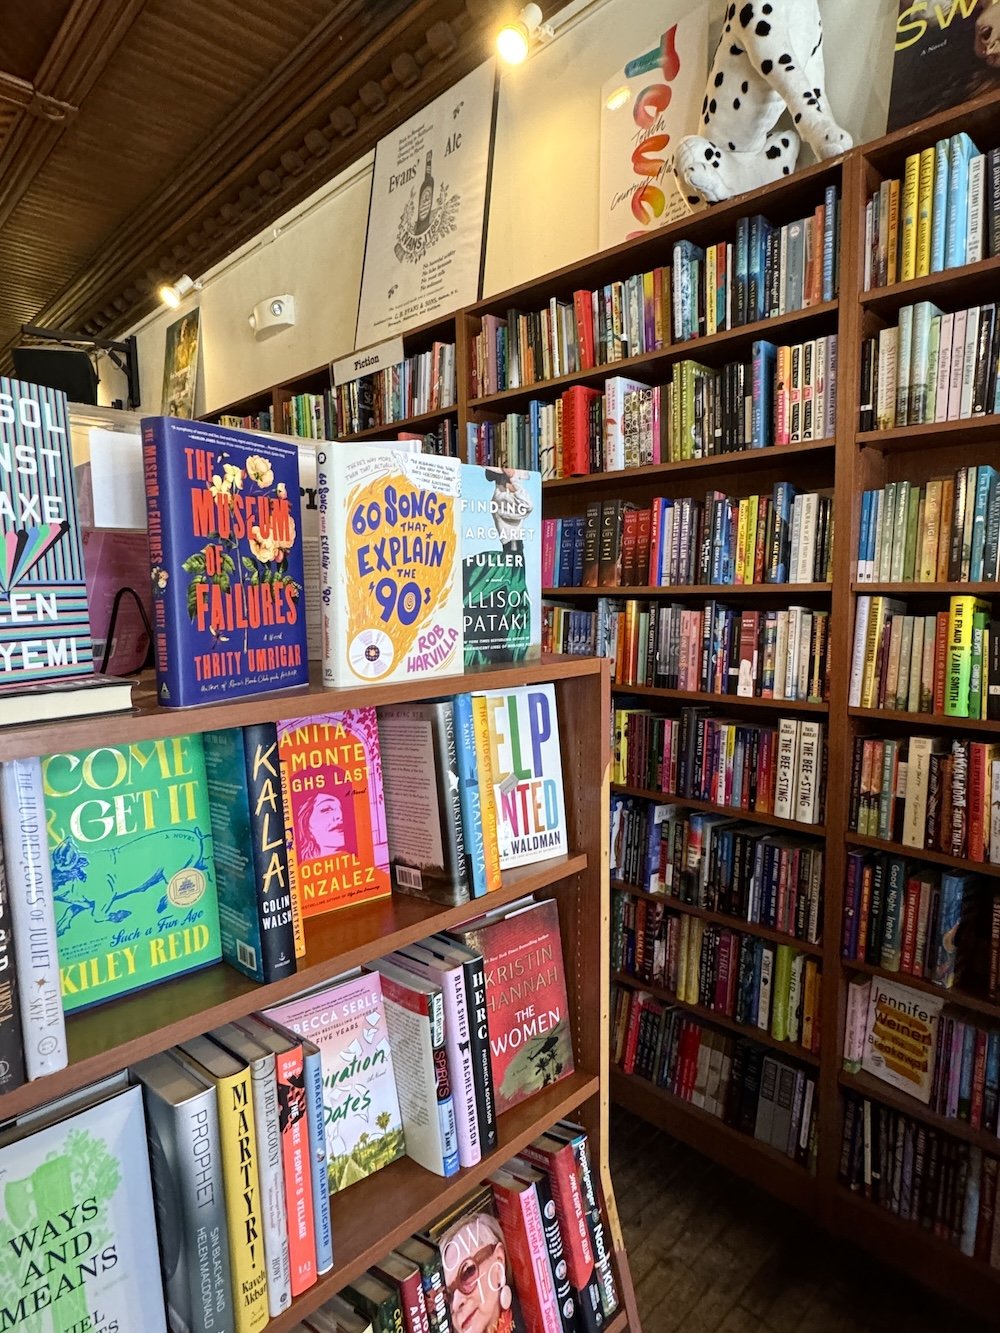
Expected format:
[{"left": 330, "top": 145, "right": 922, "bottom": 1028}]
[{"left": 142, "top": 416, "right": 309, "bottom": 707}]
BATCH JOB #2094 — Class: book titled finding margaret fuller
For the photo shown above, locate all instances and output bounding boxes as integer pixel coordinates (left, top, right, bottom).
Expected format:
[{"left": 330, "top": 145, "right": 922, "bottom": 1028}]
[
  {"left": 460, "top": 465, "right": 541, "bottom": 667},
  {"left": 142, "top": 416, "right": 309, "bottom": 707}
]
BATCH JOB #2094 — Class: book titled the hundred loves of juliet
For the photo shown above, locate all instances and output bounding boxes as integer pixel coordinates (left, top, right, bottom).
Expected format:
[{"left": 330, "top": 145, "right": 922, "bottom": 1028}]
[
  {"left": 142, "top": 416, "right": 309, "bottom": 707},
  {"left": 0, "top": 377, "right": 94, "bottom": 688}
]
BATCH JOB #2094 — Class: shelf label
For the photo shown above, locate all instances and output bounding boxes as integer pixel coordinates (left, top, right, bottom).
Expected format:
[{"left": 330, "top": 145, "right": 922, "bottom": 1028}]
[{"left": 331, "top": 335, "right": 405, "bottom": 387}]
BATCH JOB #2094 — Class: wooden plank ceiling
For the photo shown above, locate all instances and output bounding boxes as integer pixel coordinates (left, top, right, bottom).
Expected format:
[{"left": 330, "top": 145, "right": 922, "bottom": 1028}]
[{"left": 0, "top": 0, "right": 543, "bottom": 365}]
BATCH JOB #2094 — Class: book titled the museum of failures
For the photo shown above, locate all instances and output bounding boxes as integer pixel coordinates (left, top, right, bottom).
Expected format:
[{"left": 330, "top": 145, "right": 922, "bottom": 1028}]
[
  {"left": 461, "top": 465, "right": 541, "bottom": 667},
  {"left": 142, "top": 416, "right": 309, "bottom": 707}
]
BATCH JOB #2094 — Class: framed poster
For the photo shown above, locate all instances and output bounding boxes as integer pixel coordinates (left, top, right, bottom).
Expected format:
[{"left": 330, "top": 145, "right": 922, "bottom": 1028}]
[
  {"left": 599, "top": 7, "right": 709, "bottom": 249},
  {"left": 355, "top": 60, "right": 497, "bottom": 348},
  {"left": 160, "top": 307, "right": 201, "bottom": 417}
]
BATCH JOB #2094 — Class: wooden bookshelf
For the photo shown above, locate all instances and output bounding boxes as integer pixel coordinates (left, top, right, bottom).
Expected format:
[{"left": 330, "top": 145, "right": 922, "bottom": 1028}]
[
  {"left": 610, "top": 782, "right": 827, "bottom": 838},
  {"left": 543, "top": 583, "right": 832, "bottom": 599},
  {"left": 846, "top": 833, "right": 1000, "bottom": 880},
  {"left": 615, "top": 684, "right": 828, "bottom": 713},
  {"left": 542, "top": 440, "right": 835, "bottom": 493},
  {"left": 843, "top": 957, "right": 1000, "bottom": 1024},
  {"left": 848, "top": 705, "right": 1000, "bottom": 732}
]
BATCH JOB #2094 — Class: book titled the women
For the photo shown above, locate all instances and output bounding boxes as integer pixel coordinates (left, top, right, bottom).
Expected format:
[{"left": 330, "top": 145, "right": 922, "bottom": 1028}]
[
  {"left": 0, "top": 377, "right": 93, "bottom": 688},
  {"left": 461, "top": 465, "right": 542, "bottom": 666},
  {"left": 277, "top": 709, "right": 390, "bottom": 929},
  {"left": 142, "top": 416, "right": 308, "bottom": 707},
  {"left": 42, "top": 733, "right": 223, "bottom": 1012},
  {"left": 318, "top": 442, "right": 463, "bottom": 684}
]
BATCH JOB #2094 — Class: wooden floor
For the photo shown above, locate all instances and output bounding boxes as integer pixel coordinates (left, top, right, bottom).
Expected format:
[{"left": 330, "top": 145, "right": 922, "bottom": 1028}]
[{"left": 610, "top": 1107, "right": 994, "bottom": 1333}]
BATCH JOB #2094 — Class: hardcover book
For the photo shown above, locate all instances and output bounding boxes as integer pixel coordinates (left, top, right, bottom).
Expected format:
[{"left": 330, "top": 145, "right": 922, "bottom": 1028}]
[
  {"left": 318, "top": 443, "right": 463, "bottom": 685},
  {"left": 861, "top": 976, "right": 943, "bottom": 1105},
  {"left": 277, "top": 710, "right": 391, "bottom": 925},
  {"left": 424, "top": 1185, "right": 526, "bottom": 1333},
  {"left": 0, "top": 377, "right": 93, "bottom": 688},
  {"left": 460, "top": 465, "right": 542, "bottom": 667},
  {"left": 41, "top": 734, "right": 223, "bottom": 1012},
  {"left": 142, "top": 416, "right": 309, "bottom": 707},
  {"left": 887, "top": 1, "right": 1000, "bottom": 133},
  {"left": 265, "top": 970, "right": 405, "bottom": 1194}
]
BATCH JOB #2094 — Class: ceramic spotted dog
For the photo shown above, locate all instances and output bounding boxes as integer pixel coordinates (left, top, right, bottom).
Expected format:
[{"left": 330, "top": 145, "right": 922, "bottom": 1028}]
[{"left": 675, "top": 0, "right": 851, "bottom": 207}]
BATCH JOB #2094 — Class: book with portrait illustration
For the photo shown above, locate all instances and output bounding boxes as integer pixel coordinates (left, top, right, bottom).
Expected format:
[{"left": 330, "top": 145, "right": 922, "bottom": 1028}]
[
  {"left": 276, "top": 710, "right": 391, "bottom": 936},
  {"left": 423, "top": 1184, "right": 526, "bottom": 1333},
  {"left": 42, "top": 734, "right": 223, "bottom": 1013},
  {"left": 265, "top": 969, "right": 405, "bottom": 1194},
  {"left": 142, "top": 416, "right": 309, "bottom": 707},
  {"left": 318, "top": 442, "right": 463, "bottom": 685},
  {"left": 887, "top": 0, "right": 1000, "bottom": 132},
  {"left": 460, "top": 465, "right": 542, "bottom": 667}
]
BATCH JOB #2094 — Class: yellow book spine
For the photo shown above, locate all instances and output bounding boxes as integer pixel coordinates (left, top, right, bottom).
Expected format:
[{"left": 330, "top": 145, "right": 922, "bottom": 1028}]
[
  {"left": 471, "top": 694, "right": 503, "bottom": 890},
  {"left": 685, "top": 919, "right": 703, "bottom": 1005},
  {"left": 676, "top": 914, "right": 690, "bottom": 1001},
  {"left": 937, "top": 477, "right": 954, "bottom": 582},
  {"left": 744, "top": 494, "right": 759, "bottom": 584},
  {"left": 735, "top": 500, "right": 749, "bottom": 586},
  {"left": 861, "top": 598, "right": 888, "bottom": 709},
  {"left": 219, "top": 1069, "right": 270, "bottom": 1333},
  {"left": 901, "top": 153, "right": 920, "bottom": 282},
  {"left": 706, "top": 247, "right": 717, "bottom": 336},
  {"left": 886, "top": 178, "right": 901, "bottom": 286},
  {"left": 920, "top": 479, "right": 942, "bottom": 582},
  {"left": 916, "top": 145, "right": 935, "bottom": 277}
]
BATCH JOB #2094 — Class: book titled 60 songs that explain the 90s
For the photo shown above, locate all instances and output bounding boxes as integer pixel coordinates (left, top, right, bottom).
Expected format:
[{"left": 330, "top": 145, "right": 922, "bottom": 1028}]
[{"left": 142, "top": 417, "right": 309, "bottom": 707}]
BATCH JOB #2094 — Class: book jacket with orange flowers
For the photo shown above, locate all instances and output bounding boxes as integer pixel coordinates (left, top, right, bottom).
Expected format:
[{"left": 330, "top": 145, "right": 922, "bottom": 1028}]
[{"left": 142, "top": 416, "right": 309, "bottom": 706}]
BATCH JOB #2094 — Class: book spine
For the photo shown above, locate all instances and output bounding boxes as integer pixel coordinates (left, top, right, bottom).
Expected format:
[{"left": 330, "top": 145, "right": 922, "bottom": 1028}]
[
  {"left": 303, "top": 1040, "right": 334, "bottom": 1273},
  {"left": 0, "top": 758, "right": 67, "bottom": 1079},
  {"left": 245, "top": 723, "right": 297, "bottom": 981},
  {"left": 453, "top": 694, "right": 490, "bottom": 897},
  {"left": 219, "top": 1068, "right": 270, "bottom": 1333},
  {"left": 244, "top": 1054, "right": 291, "bottom": 1317},
  {"left": 471, "top": 696, "right": 503, "bottom": 892},
  {"left": 567, "top": 1130, "right": 619, "bottom": 1318},
  {"left": 142, "top": 420, "right": 189, "bottom": 704},
  {"left": 275, "top": 1044, "right": 316, "bottom": 1295},
  {"left": 0, "top": 821, "right": 25, "bottom": 1095},
  {"left": 459, "top": 951, "right": 498, "bottom": 1153}
]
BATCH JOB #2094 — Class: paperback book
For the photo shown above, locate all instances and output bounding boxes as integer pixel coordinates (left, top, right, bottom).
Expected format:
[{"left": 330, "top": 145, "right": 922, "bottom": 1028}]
[
  {"left": 461, "top": 465, "right": 542, "bottom": 666},
  {"left": 861, "top": 976, "right": 943, "bottom": 1104}
]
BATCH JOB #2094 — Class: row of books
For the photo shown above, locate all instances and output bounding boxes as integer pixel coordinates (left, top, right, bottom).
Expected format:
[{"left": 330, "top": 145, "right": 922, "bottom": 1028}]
[
  {"left": 542, "top": 485, "right": 834, "bottom": 590},
  {"left": 855, "top": 468, "right": 1000, "bottom": 586},
  {"left": 219, "top": 407, "right": 275, "bottom": 432},
  {"left": 610, "top": 796, "right": 824, "bottom": 946},
  {"left": 614, "top": 913, "right": 821, "bottom": 1056},
  {"left": 672, "top": 192, "right": 840, "bottom": 342},
  {"left": 283, "top": 391, "right": 330, "bottom": 440},
  {"left": 849, "top": 595, "right": 997, "bottom": 719},
  {"left": 839, "top": 1091, "right": 998, "bottom": 1262},
  {"left": 848, "top": 732, "right": 1000, "bottom": 863},
  {"left": 333, "top": 343, "right": 457, "bottom": 435},
  {"left": 862, "top": 133, "right": 998, "bottom": 290},
  {"left": 612, "top": 988, "right": 818, "bottom": 1165},
  {"left": 542, "top": 602, "right": 604, "bottom": 658},
  {"left": 842, "top": 850, "right": 978, "bottom": 989},
  {"left": 612, "top": 707, "right": 826, "bottom": 826},
  {"left": 610, "top": 598, "right": 830, "bottom": 703},
  {"left": 861, "top": 300, "right": 1000, "bottom": 432}
]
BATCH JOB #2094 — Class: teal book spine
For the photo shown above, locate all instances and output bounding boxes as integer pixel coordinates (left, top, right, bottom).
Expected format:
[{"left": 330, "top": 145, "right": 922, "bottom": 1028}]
[
  {"left": 931, "top": 138, "right": 950, "bottom": 272},
  {"left": 453, "top": 693, "right": 488, "bottom": 897},
  {"left": 946, "top": 134, "right": 977, "bottom": 268}
]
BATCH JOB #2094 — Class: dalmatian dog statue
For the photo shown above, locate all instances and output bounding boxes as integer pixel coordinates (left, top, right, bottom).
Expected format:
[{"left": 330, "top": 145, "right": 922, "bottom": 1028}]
[{"left": 675, "top": 0, "right": 851, "bottom": 208}]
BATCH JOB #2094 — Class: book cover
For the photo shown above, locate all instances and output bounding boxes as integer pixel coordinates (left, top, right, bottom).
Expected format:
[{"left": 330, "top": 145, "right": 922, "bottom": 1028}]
[
  {"left": 861, "top": 976, "right": 942, "bottom": 1105},
  {"left": 461, "top": 465, "right": 542, "bottom": 666},
  {"left": 318, "top": 443, "right": 463, "bottom": 685},
  {"left": 0, "top": 377, "right": 94, "bottom": 689},
  {"left": 42, "top": 734, "right": 223, "bottom": 1013},
  {"left": 490, "top": 1168, "right": 562, "bottom": 1333},
  {"left": 265, "top": 970, "right": 405, "bottom": 1194},
  {"left": 142, "top": 416, "right": 308, "bottom": 707},
  {"left": 425, "top": 1185, "right": 526, "bottom": 1333},
  {"left": 0, "top": 1084, "right": 166, "bottom": 1332},
  {"left": 887, "top": 4, "right": 1000, "bottom": 133},
  {"left": 476, "top": 685, "right": 567, "bottom": 868},
  {"left": 449, "top": 898, "right": 574, "bottom": 1115},
  {"left": 341, "top": 1272, "right": 404, "bottom": 1333},
  {"left": 277, "top": 710, "right": 391, "bottom": 922},
  {"left": 454, "top": 692, "right": 501, "bottom": 898}
]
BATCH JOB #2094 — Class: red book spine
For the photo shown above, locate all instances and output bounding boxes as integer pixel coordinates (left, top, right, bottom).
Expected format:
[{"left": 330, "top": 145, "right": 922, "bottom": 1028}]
[
  {"left": 622, "top": 994, "right": 643, "bottom": 1073},
  {"left": 574, "top": 290, "right": 595, "bottom": 370},
  {"left": 648, "top": 500, "right": 662, "bottom": 586},
  {"left": 275, "top": 1045, "right": 316, "bottom": 1295},
  {"left": 518, "top": 1140, "right": 595, "bottom": 1293},
  {"left": 971, "top": 1029, "right": 988, "bottom": 1129},
  {"left": 635, "top": 507, "right": 652, "bottom": 586},
  {"left": 491, "top": 1180, "right": 561, "bottom": 1333},
  {"left": 620, "top": 508, "right": 639, "bottom": 587},
  {"left": 968, "top": 742, "right": 986, "bottom": 862},
  {"left": 900, "top": 878, "right": 920, "bottom": 974}
]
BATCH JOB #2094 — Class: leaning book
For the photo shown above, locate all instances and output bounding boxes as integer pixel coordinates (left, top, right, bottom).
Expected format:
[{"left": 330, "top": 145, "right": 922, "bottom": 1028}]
[
  {"left": 142, "top": 416, "right": 309, "bottom": 707},
  {"left": 0, "top": 1083, "right": 167, "bottom": 1331},
  {"left": 861, "top": 976, "right": 943, "bottom": 1105}
]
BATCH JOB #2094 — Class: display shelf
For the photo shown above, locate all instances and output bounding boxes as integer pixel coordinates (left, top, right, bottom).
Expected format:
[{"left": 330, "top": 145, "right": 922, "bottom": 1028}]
[
  {"left": 542, "top": 440, "right": 835, "bottom": 493},
  {"left": 845, "top": 833, "right": 1000, "bottom": 880},
  {"left": 611, "top": 782, "right": 827, "bottom": 838},
  {"left": 612, "top": 971, "right": 821, "bottom": 1068},
  {"left": 614, "top": 684, "right": 827, "bottom": 713},
  {"left": 612, "top": 880, "right": 824, "bottom": 958},
  {"left": 838, "top": 1069, "right": 1000, "bottom": 1156},
  {"left": 848, "top": 706, "right": 1000, "bottom": 733},
  {"left": 543, "top": 583, "right": 832, "bottom": 600},
  {"left": 856, "top": 416, "right": 1000, "bottom": 451},
  {"left": 843, "top": 957, "right": 1000, "bottom": 1024}
]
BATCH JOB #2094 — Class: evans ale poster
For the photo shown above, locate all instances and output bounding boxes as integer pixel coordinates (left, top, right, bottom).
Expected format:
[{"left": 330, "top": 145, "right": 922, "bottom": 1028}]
[
  {"left": 356, "top": 61, "right": 496, "bottom": 347},
  {"left": 599, "top": 7, "right": 709, "bottom": 249}
]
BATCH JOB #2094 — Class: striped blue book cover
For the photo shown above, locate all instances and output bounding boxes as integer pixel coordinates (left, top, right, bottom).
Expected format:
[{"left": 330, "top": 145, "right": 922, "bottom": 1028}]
[{"left": 0, "top": 377, "right": 93, "bottom": 686}]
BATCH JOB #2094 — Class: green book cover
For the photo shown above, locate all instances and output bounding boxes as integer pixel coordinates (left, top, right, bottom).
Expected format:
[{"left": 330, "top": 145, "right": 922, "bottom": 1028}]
[
  {"left": 902, "top": 485, "right": 920, "bottom": 584},
  {"left": 42, "top": 734, "right": 222, "bottom": 1012},
  {"left": 771, "top": 945, "right": 793, "bottom": 1044},
  {"left": 970, "top": 610, "right": 990, "bottom": 720}
]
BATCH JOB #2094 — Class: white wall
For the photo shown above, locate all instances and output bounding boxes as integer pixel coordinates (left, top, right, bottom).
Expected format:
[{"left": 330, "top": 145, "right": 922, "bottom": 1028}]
[{"left": 104, "top": 0, "right": 899, "bottom": 415}]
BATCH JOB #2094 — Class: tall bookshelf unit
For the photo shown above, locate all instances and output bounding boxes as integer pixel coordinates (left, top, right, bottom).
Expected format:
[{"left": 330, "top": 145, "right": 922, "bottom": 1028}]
[{"left": 0, "top": 658, "right": 640, "bottom": 1333}]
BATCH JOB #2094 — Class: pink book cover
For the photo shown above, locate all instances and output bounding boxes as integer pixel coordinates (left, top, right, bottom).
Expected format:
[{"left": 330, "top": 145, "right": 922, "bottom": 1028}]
[{"left": 542, "top": 519, "right": 557, "bottom": 588}]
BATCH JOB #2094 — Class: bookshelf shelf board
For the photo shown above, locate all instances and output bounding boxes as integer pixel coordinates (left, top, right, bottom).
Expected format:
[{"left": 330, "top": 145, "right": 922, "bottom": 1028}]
[
  {"left": 848, "top": 706, "right": 1000, "bottom": 733},
  {"left": 611, "top": 880, "right": 825, "bottom": 957},
  {"left": 544, "top": 583, "right": 833, "bottom": 600},
  {"left": 609, "top": 1067, "right": 818, "bottom": 1210},
  {"left": 467, "top": 302, "right": 839, "bottom": 412},
  {"left": 859, "top": 256, "right": 1000, "bottom": 314},
  {"left": 266, "top": 1071, "right": 601, "bottom": 1333},
  {"left": 845, "top": 833, "right": 1000, "bottom": 880},
  {"left": 0, "top": 854, "right": 587, "bottom": 1122},
  {"left": 850, "top": 580, "right": 1000, "bottom": 596},
  {"left": 612, "top": 971, "right": 821, "bottom": 1067},
  {"left": 857, "top": 415, "right": 1000, "bottom": 451},
  {"left": 842, "top": 957, "right": 1000, "bottom": 1024},
  {"left": 839, "top": 1069, "right": 1000, "bottom": 1155},
  {"left": 611, "top": 782, "right": 827, "bottom": 837},
  {"left": 0, "top": 655, "right": 600, "bottom": 764},
  {"left": 340, "top": 403, "right": 459, "bottom": 441},
  {"left": 615, "top": 684, "right": 828, "bottom": 713},
  {"left": 542, "top": 440, "right": 835, "bottom": 493}
]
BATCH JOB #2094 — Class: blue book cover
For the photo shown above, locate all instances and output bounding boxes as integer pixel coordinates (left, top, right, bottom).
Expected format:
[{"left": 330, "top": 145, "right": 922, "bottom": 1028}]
[
  {"left": 461, "top": 465, "right": 541, "bottom": 666},
  {"left": 769, "top": 482, "right": 797, "bottom": 584},
  {"left": 958, "top": 1022, "right": 977, "bottom": 1119},
  {"left": 822, "top": 184, "right": 838, "bottom": 302},
  {"left": 931, "top": 137, "right": 950, "bottom": 273},
  {"left": 858, "top": 490, "right": 871, "bottom": 575},
  {"left": 142, "top": 417, "right": 308, "bottom": 707},
  {"left": 970, "top": 465, "right": 998, "bottom": 582},
  {"left": 453, "top": 693, "right": 489, "bottom": 897},
  {"left": 946, "top": 133, "right": 978, "bottom": 269},
  {"left": 302, "top": 1038, "right": 334, "bottom": 1273},
  {"left": 0, "top": 377, "right": 93, "bottom": 687},
  {"left": 933, "top": 871, "right": 968, "bottom": 986},
  {"left": 751, "top": 341, "right": 777, "bottom": 447}
]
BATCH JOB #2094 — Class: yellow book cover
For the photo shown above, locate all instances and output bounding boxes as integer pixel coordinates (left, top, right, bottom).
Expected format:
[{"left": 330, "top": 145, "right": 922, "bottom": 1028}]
[
  {"left": 916, "top": 145, "right": 935, "bottom": 277},
  {"left": 743, "top": 494, "right": 759, "bottom": 583},
  {"left": 470, "top": 694, "right": 503, "bottom": 890},
  {"left": 676, "top": 913, "right": 690, "bottom": 1002},
  {"left": 937, "top": 477, "right": 954, "bottom": 581},
  {"left": 920, "top": 479, "right": 942, "bottom": 582},
  {"left": 612, "top": 709, "right": 625, "bottom": 785},
  {"left": 685, "top": 918, "right": 703, "bottom": 1006},
  {"left": 900, "top": 153, "right": 920, "bottom": 282},
  {"left": 735, "top": 499, "right": 749, "bottom": 586},
  {"left": 177, "top": 1036, "right": 269, "bottom": 1333},
  {"left": 946, "top": 595, "right": 991, "bottom": 717},
  {"left": 886, "top": 177, "right": 901, "bottom": 285},
  {"left": 724, "top": 724, "right": 737, "bottom": 806}
]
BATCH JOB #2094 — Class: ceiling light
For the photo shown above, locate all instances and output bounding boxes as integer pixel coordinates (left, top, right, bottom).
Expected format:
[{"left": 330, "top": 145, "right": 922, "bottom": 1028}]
[
  {"left": 497, "top": 4, "right": 552, "bottom": 65},
  {"left": 158, "top": 274, "right": 200, "bottom": 308},
  {"left": 605, "top": 86, "right": 631, "bottom": 111}
]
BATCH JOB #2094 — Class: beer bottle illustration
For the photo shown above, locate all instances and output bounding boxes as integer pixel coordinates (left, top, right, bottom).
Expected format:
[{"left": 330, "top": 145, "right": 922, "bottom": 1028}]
[{"left": 414, "top": 150, "right": 434, "bottom": 235}]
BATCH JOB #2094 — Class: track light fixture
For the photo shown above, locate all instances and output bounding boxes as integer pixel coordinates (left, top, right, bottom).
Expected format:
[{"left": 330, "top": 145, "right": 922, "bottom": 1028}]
[
  {"left": 158, "top": 274, "right": 201, "bottom": 308},
  {"left": 496, "top": 4, "right": 553, "bottom": 65}
]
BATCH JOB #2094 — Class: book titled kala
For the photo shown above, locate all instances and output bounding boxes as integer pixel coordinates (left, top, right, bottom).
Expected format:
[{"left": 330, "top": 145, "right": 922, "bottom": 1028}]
[{"left": 142, "top": 416, "right": 308, "bottom": 707}]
